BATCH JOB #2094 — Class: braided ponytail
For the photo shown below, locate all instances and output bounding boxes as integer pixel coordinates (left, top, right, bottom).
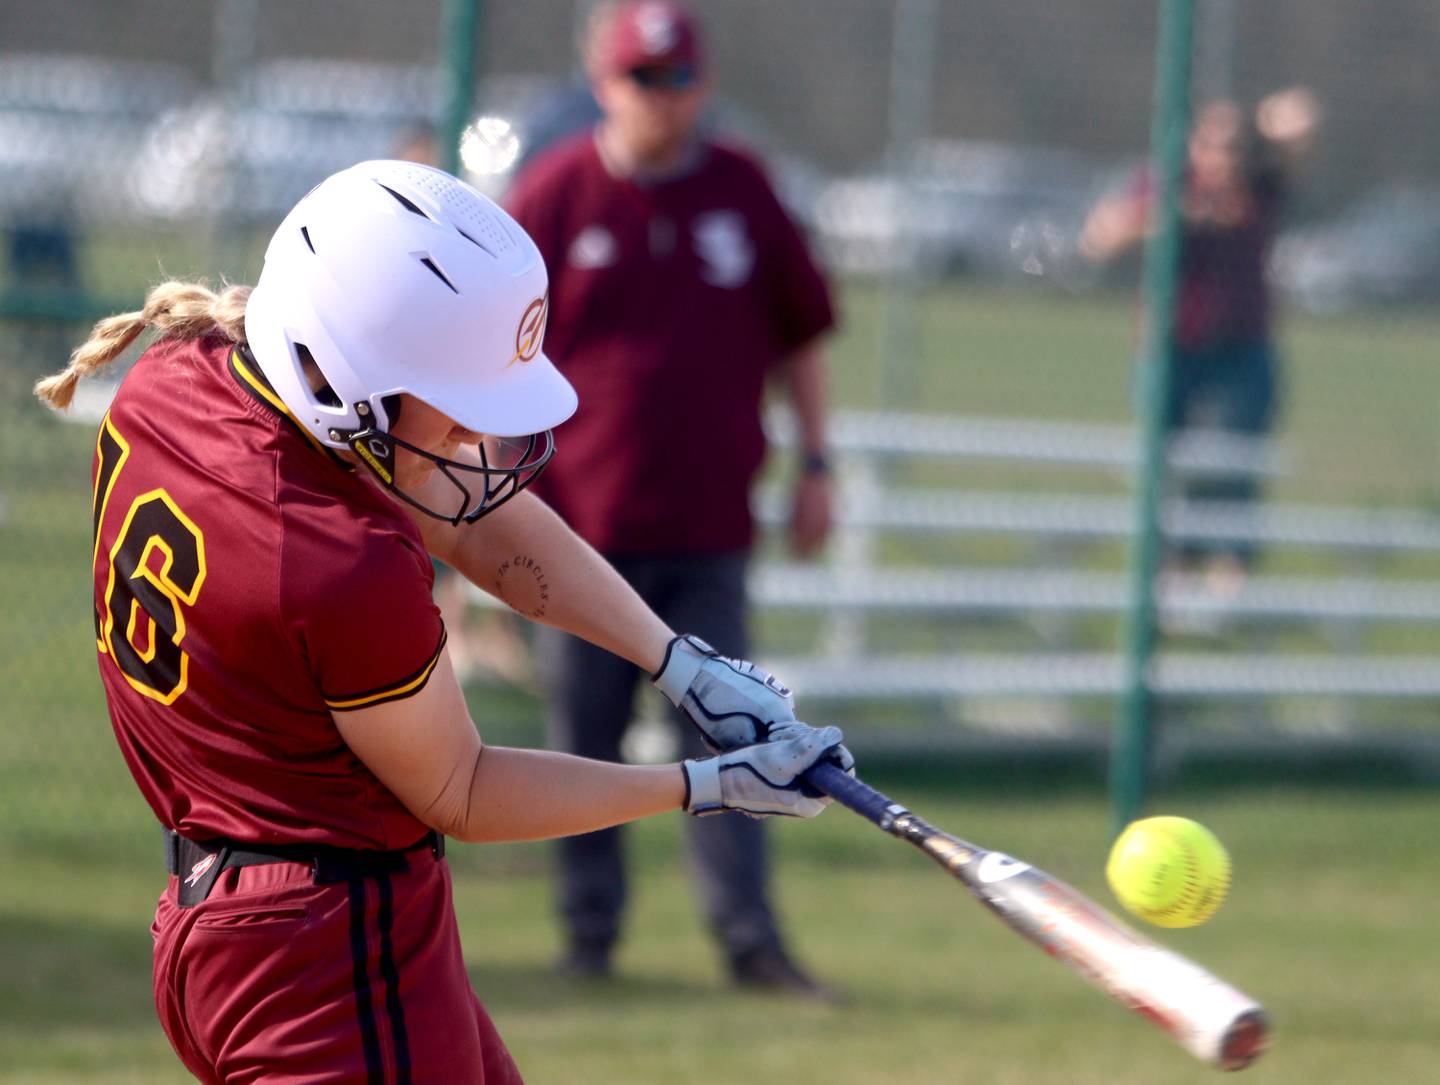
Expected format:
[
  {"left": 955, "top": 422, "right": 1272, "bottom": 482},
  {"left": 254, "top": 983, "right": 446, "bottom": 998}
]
[{"left": 34, "top": 280, "right": 252, "bottom": 410}]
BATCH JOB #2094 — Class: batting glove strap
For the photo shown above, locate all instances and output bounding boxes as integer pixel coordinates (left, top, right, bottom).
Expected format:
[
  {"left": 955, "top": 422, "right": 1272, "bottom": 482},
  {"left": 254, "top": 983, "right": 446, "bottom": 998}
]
[
  {"left": 652, "top": 633, "right": 797, "bottom": 752},
  {"left": 652, "top": 634, "right": 714, "bottom": 701},
  {"left": 681, "top": 757, "right": 724, "bottom": 816}
]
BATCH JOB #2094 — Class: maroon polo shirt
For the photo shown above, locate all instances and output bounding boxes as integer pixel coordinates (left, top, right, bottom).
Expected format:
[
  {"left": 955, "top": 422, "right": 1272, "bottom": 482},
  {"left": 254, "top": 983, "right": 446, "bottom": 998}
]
[
  {"left": 91, "top": 334, "right": 443, "bottom": 850},
  {"left": 506, "top": 131, "right": 836, "bottom": 556}
]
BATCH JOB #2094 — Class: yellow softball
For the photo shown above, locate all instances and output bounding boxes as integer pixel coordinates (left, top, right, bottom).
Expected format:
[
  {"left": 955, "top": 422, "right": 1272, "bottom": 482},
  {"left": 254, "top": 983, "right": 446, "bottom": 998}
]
[{"left": 1106, "top": 816, "right": 1230, "bottom": 928}]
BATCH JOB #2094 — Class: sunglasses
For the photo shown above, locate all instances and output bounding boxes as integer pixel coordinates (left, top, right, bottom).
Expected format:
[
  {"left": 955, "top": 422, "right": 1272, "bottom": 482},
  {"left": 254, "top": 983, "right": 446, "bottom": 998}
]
[{"left": 627, "top": 64, "right": 698, "bottom": 90}]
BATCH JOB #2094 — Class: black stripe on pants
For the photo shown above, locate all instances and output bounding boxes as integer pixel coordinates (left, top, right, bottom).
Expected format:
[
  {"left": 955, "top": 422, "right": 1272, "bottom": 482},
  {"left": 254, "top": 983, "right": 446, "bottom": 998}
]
[
  {"left": 347, "top": 879, "right": 385, "bottom": 1085},
  {"left": 376, "top": 873, "right": 412, "bottom": 1084}
]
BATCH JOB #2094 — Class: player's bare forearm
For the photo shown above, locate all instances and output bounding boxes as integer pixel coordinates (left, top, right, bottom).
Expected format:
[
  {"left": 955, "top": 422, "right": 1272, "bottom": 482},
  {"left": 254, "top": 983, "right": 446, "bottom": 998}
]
[
  {"left": 456, "top": 747, "right": 685, "bottom": 843},
  {"left": 420, "top": 489, "right": 673, "bottom": 672},
  {"left": 333, "top": 651, "right": 684, "bottom": 842}
]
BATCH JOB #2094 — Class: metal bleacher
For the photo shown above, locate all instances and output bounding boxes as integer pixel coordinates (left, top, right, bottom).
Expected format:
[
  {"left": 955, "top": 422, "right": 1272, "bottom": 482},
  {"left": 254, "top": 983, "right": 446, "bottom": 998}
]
[
  {"left": 765, "top": 409, "right": 1291, "bottom": 481},
  {"left": 763, "top": 653, "right": 1440, "bottom": 701},
  {"left": 751, "top": 564, "right": 1440, "bottom": 626},
  {"left": 758, "top": 488, "right": 1440, "bottom": 556},
  {"left": 756, "top": 409, "right": 1440, "bottom": 731}
]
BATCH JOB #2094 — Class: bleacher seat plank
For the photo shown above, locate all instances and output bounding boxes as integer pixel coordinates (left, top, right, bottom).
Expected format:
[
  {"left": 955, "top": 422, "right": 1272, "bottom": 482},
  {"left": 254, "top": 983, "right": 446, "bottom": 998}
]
[
  {"left": 756, "top": 490, "right": 1440, "bottom": 554},
  {"left": 766, "top": 653, "right": 1440, "bottom": 700},
  {"left": 767, "top": 408, "right": 1288, "bottom": 478},
  {"left": 751, "top": 564, "right": 1440, "bottom": 623}
]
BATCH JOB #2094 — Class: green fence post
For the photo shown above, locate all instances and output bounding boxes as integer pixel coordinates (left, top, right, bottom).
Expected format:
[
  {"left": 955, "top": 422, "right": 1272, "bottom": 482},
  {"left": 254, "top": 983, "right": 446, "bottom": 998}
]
[
  {"left": 439, "top": 0, "right": 483, "bottom": 176},
  {"left": 1112, "top": 0, "right": 1195, "bottom": 834}
]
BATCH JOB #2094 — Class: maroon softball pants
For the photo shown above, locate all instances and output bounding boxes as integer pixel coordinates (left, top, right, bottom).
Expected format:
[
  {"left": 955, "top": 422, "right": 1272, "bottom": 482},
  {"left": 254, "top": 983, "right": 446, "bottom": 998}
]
[{"left": 151, "top": 846, "right": 521, "bottom": 1083}]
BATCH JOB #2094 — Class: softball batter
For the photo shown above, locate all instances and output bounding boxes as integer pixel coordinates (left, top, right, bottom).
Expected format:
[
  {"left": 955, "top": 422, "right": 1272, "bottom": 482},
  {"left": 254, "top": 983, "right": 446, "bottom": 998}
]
[{"left": 37, "top": 159, "right": 850, "bottom": 1083}]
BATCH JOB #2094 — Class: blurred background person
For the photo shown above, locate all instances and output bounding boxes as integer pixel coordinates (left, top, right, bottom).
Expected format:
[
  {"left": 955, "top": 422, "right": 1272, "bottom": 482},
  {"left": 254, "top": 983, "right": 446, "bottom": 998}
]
[
  {"left": 504, "top": 0, "right": 839, "bottom": 996},
  {"left": 8, "top": 194, "right": 84, "bottom": 375},
  {"left": 1081, "top": 86, "right": 1322, "bottom": 596}
]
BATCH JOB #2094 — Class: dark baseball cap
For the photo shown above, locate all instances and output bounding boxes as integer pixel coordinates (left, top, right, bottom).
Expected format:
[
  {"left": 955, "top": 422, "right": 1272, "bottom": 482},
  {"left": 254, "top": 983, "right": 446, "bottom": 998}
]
[{"left": 593, "top": 1, "right": 706, "bottom": 79}]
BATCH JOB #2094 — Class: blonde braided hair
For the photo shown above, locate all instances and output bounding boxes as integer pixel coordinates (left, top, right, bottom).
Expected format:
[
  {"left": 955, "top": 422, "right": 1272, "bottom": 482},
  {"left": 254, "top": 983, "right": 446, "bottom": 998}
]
[{"left": 34, "top": 280, "right": 252, "bottom": 410}]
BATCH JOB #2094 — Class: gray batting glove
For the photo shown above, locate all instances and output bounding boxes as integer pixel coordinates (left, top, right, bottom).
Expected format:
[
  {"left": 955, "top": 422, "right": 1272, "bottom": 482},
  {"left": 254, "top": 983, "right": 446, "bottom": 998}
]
[
  {"left": 652, "top": 633, "right": 797, "bottom": 750},
  {"left": 682, "top": 725, "right": 848, "bottom": 819},
  {"left": 769, "top": 720, "right": 857, "bottom": 778}
]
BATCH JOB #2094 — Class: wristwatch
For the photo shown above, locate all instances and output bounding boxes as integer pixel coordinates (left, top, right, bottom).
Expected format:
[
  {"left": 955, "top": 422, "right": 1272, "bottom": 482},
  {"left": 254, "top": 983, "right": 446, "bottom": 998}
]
[{"left": 802, "top": 451, "right": 832, "bottom": 476}]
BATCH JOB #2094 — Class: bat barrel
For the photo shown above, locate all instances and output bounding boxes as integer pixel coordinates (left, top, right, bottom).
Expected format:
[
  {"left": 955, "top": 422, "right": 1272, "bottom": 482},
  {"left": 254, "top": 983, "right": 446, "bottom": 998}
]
[
  {"left": 805, "top": 762, "right": 1272, "bottom": 1072},
  {"left": 1217, "top": 1008, "right": 1270, "bottom": 1072}
]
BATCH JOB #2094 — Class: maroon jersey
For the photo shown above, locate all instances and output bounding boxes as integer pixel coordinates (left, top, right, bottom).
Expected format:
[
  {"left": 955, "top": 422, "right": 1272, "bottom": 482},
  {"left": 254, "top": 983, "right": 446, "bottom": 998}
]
[
  {"left": 505, "top": 133, "right": 835, "bottom": 556},
  {"left": 91, "top": 334, "right": 444, "bottom": 850}
]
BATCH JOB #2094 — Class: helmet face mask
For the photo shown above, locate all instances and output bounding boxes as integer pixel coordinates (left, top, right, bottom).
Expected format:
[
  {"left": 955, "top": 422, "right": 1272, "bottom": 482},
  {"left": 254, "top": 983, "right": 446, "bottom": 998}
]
[
  {"left": 244, "top": 159, "right": 578, "bottom": 522},
  {"left": 338, "top": 410, "right": 555, "bottom": 525}
]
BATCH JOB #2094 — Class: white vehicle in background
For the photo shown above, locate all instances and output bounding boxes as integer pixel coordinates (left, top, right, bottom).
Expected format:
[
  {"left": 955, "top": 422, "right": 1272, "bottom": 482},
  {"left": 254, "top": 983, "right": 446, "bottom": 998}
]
[
  {"left": 126, "top": 61, "right": 825, "bottom": 233},
  {"left": 0, "top": 54, "right": 193, "bottom": 224},
  {"left": 1269, "top": 182, "right": 1440, "bottom": 314},
  {"left": 813, "top": 139, "right": 1111, "bottom": 289},
  {"left": 127, "top": 60, "right": 451, "bottom": 223}
]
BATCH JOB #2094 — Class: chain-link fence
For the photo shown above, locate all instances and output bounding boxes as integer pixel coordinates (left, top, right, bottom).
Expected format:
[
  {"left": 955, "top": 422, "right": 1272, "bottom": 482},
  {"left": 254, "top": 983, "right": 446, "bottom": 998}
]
[{"left": 4, "top": 0, "right": 1440, "bottom": 849}]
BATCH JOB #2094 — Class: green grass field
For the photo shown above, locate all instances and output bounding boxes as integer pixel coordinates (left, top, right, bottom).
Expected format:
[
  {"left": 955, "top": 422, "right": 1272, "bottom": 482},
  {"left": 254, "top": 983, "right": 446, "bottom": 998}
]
[
  {"left": 3, "top": 781, "right": 1438, "bottom": 1083},
  {"left": 5, "top": 276, "right": 1440, "bottom": 1080}
]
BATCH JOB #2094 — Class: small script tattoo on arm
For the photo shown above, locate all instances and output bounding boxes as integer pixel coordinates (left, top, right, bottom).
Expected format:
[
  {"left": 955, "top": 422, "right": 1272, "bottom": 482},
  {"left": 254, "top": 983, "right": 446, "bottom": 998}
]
[{"left": 496, "top": 554, "right": 550, "bottom": 619}]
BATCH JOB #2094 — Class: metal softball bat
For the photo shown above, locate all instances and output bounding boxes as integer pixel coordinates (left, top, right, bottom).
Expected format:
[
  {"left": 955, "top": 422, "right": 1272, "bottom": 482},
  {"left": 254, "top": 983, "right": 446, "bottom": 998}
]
[{"left": 803, "top": 761, "right": 1270, "bottom": 1071}]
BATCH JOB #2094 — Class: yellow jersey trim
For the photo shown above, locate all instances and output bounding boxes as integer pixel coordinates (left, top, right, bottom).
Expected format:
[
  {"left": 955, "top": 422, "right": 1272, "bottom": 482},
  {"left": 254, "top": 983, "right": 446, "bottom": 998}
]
[
  {"left": 229, "top": 348, "right": 331, "bottom": 456},
  {"left": 324, "top": 630, "right": 448, "bottom": 711}
]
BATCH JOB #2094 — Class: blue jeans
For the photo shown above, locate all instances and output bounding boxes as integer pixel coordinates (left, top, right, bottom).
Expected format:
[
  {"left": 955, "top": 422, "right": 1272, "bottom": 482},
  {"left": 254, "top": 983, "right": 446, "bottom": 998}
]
[{"left": 1158, "top": 340, "right": 1281, "bottom": 565}]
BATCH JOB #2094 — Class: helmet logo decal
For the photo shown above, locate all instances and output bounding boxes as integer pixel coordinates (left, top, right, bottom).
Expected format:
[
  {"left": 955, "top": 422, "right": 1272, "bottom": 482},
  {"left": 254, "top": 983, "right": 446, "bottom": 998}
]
[{"left": 509, "top": 294, "right": 548, "bottom": 366}]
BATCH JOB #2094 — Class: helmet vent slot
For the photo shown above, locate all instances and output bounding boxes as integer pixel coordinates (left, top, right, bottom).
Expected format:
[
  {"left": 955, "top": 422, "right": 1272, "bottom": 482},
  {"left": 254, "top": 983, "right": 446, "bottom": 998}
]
[
  {"left": 295, "top": 343, "right": 341, "bottom": 407},
  {"left": 419, "top": 256, "right": 460, "bottom": 294},
  {"left": 377, "top": 182, "right": 432, "bottom": 219},
  {"left": 381, "top": 394, "right": 403, "bottom": 428},
  {"left": 300, "top": 226, "right": 315, "bottom": 253},
  {"left": 456, "top": 227, "right": 496, "bottom": 257}
]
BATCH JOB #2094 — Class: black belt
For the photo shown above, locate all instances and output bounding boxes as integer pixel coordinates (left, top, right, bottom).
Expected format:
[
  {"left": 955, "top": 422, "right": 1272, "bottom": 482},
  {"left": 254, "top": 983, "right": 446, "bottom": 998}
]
[{"left": 164, "top": 828, "right": 445, "bottom": 908}]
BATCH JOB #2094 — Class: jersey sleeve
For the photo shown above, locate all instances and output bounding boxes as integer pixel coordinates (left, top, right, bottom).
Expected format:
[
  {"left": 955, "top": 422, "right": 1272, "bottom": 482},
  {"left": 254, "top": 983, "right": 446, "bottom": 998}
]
[
  {"left": 281, "top": 508, "right": 446, "bottom": 712},
  {"left": 754, "top": 173, "right": 837, "bottom": 357}
]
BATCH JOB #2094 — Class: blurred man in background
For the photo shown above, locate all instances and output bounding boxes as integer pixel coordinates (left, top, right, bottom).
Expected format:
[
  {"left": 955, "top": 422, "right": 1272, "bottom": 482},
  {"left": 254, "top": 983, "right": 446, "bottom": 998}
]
[
  {"left": 505, "top": 0, "right": 838, "bottom": 996},
  {"left": 1082, "top": 86, "right": 1322, "bottom": 596}
]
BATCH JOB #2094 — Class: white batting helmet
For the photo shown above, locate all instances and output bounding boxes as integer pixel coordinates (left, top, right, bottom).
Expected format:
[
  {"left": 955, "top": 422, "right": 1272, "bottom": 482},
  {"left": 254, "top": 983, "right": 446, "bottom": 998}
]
[{"left": 244, "top": 159, "right": 577, "bottom": 522}]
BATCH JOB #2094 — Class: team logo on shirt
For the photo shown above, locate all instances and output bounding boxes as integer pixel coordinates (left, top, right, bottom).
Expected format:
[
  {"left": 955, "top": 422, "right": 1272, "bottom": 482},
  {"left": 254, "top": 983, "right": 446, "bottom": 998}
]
[
  {"left": 568, "top": 225, "right": 619, "bottom": 270},
  {"left": 692, "top": 210, "right": 754, "bottom": 288},
  {"left": 510, "top": 294, "right": 548, "bottom": 366}
]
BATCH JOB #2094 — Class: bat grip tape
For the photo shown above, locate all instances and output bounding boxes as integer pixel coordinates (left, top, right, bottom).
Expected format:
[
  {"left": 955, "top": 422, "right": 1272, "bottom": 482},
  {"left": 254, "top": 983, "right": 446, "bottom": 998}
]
[{"left": 804, "top": 761, "right": 900, "bottom": 827}]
